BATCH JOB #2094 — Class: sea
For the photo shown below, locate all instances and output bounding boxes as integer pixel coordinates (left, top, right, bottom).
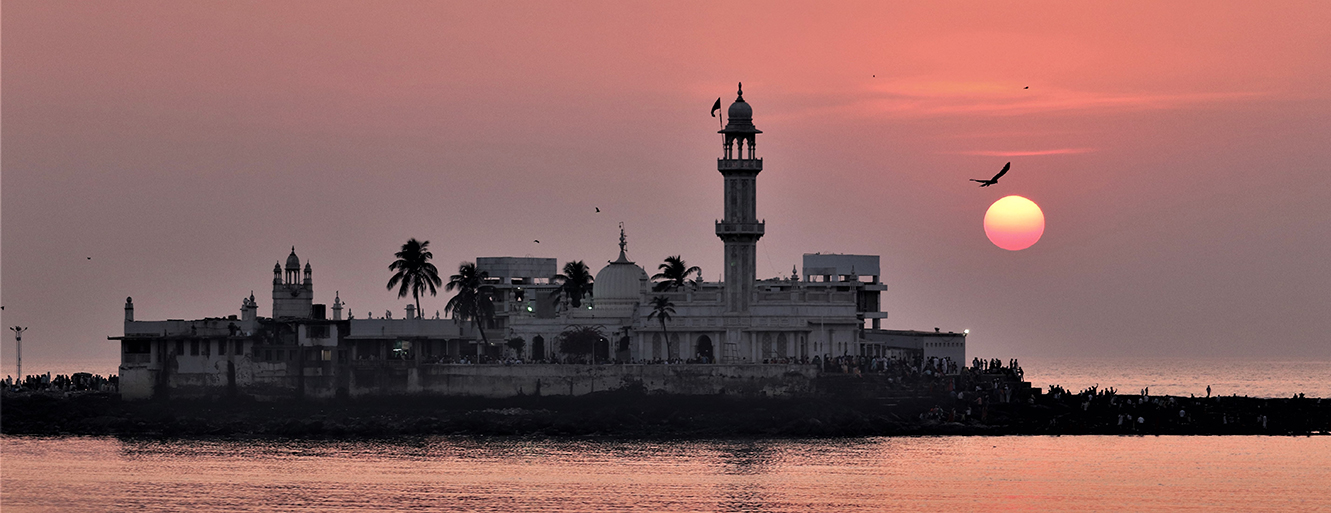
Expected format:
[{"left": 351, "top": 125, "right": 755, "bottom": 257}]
[
  {"left": 2, "top": 436, "right": 1328, "bottom": 511},
  {"left": 3, "top": 357, "right": 1330, "bottom": 511}
]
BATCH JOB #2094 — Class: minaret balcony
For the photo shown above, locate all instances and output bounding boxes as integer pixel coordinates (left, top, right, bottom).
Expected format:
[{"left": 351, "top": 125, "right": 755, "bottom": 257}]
[
  {"left": 717, "top": 158, "right": 763, "bottom": 172},
  {"left": 716, "top": 220, "right": 765, "bottom": 237}
]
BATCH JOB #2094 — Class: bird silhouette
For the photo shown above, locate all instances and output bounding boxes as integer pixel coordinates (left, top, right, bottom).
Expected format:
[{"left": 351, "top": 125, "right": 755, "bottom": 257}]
[
  {"left": 534, "top": 240, "right": 540, "bottom": 243},
  {"left": 87, "top": 257, "right": 91, "bottom": 260},
  {"left": 970, "top": 162, "right": 1011, "bottom": 187},
  {"left": 1024, "top": 86, "right": 1029, "bottom": 89},
  {"left": 595, "top": 207, "right": 600, "bottom": 213}
]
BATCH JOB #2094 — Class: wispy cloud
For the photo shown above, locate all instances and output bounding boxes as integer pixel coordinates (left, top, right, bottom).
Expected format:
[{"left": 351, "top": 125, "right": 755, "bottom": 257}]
[{"left": 950, "top": 148, "right": 1098, "bottom": 157}]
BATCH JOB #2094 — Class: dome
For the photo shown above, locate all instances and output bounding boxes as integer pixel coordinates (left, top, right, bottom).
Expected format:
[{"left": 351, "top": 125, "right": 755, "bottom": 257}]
[
  {"left": 285, "top": 247, "right": 300, "bottom": 270},
  {"left": 592, "top": 225, "right": 647, "bottom": 306},
  {"left": 727, "top": 97, "right": 752, "bottom": 121},
  {"left": 719, "top": 82, "right": 761, "bottom": 134},
  {"left": 594, "top": 256, "right": 648, "bottom": 304}
]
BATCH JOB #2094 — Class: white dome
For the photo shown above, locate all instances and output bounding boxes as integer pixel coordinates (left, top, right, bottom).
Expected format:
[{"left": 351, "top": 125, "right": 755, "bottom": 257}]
[{"left": 594, "top": 255, "right": 648, "bottom": 305}]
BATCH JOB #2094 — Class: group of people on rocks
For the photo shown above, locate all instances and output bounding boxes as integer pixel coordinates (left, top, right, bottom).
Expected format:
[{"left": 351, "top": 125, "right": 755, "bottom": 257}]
[
  {"left": 1036, "top": 382, "right": 1294, "bottom": 432},
  {"left": 4, "top": 372, "right": 118, "bottom": 393}
]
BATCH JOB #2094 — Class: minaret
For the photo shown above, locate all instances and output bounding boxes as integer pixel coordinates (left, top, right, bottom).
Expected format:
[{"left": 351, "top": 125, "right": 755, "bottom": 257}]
[{"left": 715, "top": 83, "right": 764, "bottom": 313}]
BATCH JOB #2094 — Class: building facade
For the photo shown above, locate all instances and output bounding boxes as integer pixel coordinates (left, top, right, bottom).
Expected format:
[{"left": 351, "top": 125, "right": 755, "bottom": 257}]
[{"left": 113, "top": 85, "right": 965, "bottom": 400}]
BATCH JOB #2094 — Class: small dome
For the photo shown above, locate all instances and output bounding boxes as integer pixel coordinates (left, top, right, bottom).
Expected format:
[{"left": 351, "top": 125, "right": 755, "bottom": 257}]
[
  {"left": 285, "top": 247, "right": 301, "bottom": 270},
  {"left": 719, "top": 82, "right": 761, "bottom": 134},
  {"left": 728, "top": 97, "right": 752, "bottom": 121}
]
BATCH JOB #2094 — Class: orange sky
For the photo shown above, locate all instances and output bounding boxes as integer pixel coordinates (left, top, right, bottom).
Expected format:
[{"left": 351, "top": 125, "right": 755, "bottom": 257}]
[{"left": 4, "top": 1, "right": 1331, "bottom": 374}]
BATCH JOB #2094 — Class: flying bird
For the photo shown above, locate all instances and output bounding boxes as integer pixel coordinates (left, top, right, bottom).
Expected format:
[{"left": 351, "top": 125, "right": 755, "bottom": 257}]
[
  {"left": 595, "top": 207, "right": 600, "bottom": 213},
  {"left": 970, "top": 162, "right": 1011, "bottom": 187},
  {"left": 534, "top": 240, "right": 540, "bottom": 243},
  {"left": 1024, "top": 86, "right": 1029, "bottom": 89}
]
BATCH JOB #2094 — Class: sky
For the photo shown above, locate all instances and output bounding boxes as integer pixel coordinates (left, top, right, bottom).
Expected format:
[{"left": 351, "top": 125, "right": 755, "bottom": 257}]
[{"left": 4, "top": 1, "right": 1330, "bottom": 376}]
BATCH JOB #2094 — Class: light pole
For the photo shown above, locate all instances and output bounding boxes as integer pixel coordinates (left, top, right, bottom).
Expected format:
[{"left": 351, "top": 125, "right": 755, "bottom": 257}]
[{"left": 10, "top": 326, "right": 28, "bottom": 381}]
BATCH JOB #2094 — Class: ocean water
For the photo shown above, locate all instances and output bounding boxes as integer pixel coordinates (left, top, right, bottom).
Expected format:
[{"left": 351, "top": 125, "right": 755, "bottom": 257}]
[
  {"left": 2, "top": 436, "right": 1328, "bottom": 512},
  {"left": 1018, "top": 357, "right": 1331, "bottom": 398}
]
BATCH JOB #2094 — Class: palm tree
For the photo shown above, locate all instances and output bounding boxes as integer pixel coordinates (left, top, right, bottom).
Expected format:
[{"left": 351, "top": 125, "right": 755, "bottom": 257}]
[
  {"left": 386, "top": 238, "right": 443, "bottom": 316},
  {"left": 551, "top": 260, "right": 594, "bottom": 308},
  {"left": 445, "top": 262, "right": 495, "bottom": 345},
  {"left": 647, "top": 295, "right": 676, "bottom": 359},
  {"left": 651, "top": 255, "right": 701, "bottom": 292}
]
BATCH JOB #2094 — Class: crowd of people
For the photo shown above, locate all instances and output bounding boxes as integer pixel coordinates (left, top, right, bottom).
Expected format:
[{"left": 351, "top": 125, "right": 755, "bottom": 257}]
[{"left": 4, "top": 372, "right": 118, "bottom": 393}]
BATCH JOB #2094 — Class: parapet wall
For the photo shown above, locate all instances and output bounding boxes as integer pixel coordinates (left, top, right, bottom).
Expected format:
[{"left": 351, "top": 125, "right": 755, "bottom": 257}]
[
  {"left": 341, "top": 364, "right": 820, "bottom": 399},
  {"left": 123, "top": 362, "right": 822, "bottom": 400}
]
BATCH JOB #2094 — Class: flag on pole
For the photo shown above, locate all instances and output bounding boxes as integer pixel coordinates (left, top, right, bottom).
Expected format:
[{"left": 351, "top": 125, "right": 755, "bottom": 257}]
[{"left": 711, "top": 97, "right": 722, "bottom": 128}]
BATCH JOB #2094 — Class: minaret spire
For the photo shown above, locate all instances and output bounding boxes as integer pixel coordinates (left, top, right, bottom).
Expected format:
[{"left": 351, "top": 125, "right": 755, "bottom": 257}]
[{"left": 613, "top": 222, "right": 631, "bottom": 263}]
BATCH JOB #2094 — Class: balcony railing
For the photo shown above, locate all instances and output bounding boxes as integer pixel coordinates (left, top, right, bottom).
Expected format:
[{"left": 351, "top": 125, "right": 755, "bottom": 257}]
[
  {"left": 715, "top": 221, "right": 765, "bottom": 236},
  {"left": 716, "top": 158, "right": 763, "bottom": 171}
]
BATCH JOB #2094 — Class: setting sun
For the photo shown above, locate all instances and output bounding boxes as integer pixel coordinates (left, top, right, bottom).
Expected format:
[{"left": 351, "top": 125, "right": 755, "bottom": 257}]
[{"left": 984, "top": 195, "right": 1045, "bottom": 251}]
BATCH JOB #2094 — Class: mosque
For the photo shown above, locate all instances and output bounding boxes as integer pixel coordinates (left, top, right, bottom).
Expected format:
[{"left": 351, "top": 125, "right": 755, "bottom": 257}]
[{"left": 113, "top": 86, "right": 967, "bottom": 400}]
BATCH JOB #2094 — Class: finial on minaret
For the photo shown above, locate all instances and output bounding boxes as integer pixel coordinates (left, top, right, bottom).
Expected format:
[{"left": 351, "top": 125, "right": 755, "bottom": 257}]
[
  {"left": 619, "top": 222, "right": 627, "bottom": 255},
  {"left": 737, "top": 82, "right": 744, "bottom": 102}
]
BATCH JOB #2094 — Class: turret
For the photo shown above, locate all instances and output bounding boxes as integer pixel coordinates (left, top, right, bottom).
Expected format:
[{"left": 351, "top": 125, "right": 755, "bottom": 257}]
[
  {"left": 332, "top": 291, "right": 343, "bottom": 321},
  {"left": 241, "top": 292, "right": 257, "bottom": 324},
  {"left": 124, "top": 296, "right": 134, "bottom": 322}
]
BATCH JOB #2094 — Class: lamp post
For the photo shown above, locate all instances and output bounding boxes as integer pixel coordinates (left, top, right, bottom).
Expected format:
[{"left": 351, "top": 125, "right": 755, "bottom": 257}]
[{"left": 10, "top": 326, "right": 28, "bottom": 381}]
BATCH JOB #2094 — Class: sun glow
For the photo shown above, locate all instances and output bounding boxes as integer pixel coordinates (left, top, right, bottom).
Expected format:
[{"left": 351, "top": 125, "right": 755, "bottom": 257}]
[{"left": 984, "top": 196, "right": 1045, "bottom": 251}]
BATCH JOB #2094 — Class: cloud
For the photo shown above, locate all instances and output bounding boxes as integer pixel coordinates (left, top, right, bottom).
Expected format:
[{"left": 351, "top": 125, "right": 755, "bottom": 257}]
[{"left": 950, "top": 148, "right": 1098, "bottom": 157}]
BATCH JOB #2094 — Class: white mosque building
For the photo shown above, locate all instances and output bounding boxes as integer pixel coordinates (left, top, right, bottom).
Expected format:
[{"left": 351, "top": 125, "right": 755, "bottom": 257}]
[{"left": 113, "top": 85, "right": 967, "bottom": 399}]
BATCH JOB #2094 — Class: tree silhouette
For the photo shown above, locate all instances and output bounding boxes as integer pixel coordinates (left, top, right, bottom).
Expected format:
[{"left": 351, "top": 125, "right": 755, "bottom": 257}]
[
  {"left": 556, "top": 325, "right": 605, "bottom": 361},
  {"left": 647, "top": 295, "right": 676, "bottom": 359},
  {"left": 386, "top": 238, "right": 442, "bottom": 316},
  {"left": 445, "top": 262, "right": 495, "bottom": 346},
  {"left": 551, "top": 260, "right": 594, "bottom": 308},
  {"left": 651, "top": 255, "right": 701, "bottom": 292}
]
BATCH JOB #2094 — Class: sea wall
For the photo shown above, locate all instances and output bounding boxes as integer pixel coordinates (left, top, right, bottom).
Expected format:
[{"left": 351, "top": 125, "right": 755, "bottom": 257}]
[
  {"left": 341, "top": 363, "right": 819, "bottom": 398},
  {"left": 124, "top": 361, "right": 821, "bottom": 400}
]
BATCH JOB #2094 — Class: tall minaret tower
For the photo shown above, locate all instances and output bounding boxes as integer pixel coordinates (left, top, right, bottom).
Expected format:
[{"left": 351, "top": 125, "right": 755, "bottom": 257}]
[{"left": 715, "top": 83, "right": 764, "bottom": 313}]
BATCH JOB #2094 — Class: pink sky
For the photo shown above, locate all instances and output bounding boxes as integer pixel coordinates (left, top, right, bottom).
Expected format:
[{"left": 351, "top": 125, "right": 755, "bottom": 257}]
[{"left": 4, "top": 1, "right": 1330, "bottom": 375}]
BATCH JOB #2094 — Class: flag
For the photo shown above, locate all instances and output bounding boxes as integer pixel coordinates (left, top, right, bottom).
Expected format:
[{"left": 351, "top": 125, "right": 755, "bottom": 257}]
[{"left": 710, "top": 97, "right": 722, "bottom": 117}]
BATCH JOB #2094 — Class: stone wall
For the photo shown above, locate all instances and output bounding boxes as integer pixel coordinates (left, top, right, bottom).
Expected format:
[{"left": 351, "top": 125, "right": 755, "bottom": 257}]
[
  {"left": 338, "top": 363, "right": 820, "bottom": 398},
  {"left": 124, "top": 361, "right": 821, "bottom": 400}
]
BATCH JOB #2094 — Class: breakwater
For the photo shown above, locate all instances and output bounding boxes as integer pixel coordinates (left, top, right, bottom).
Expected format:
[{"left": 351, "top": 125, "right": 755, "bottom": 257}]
[{"left": 4, "top": 386, "right": 1327, "bottom": 437}]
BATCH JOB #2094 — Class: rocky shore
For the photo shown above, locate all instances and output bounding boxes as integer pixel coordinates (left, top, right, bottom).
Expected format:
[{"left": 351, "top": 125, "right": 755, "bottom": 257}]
[{"left": 3, "top": 388, "right": 1328, "bottom": 437}]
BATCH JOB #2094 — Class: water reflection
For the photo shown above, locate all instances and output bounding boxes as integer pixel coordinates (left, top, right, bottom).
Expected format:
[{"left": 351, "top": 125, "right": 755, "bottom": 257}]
[{"left": 4, "top": 435, "right": 1329, "bottom": 512}]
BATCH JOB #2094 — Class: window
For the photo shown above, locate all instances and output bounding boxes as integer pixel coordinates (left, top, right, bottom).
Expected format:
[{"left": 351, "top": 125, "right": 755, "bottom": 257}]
[
  {"left": 264, "top": 350, "right": 272, "bottom": 361},
  {"left": 235, "top": 340, "right": 244, "bottom": 355},
  {"left": 190, "top": 340, "right": 199, "bottom": 355},
  {"left": 321, "top": 349, "right": 332, "bottom": 361},
  {"left": 176, "top": 340, "right": 184, "bottom": 355},
  {"left": 338, "top": 350, "right": 348, "bottom": 363},
  {"left": 218, "top": 340, "right": 227, "bottom": 355},
  {"left": 307, "top": 325, "right": 330, "bottom": 339},
  {"left": 124, "top": 341, "right": 151, "bottom": 354}
]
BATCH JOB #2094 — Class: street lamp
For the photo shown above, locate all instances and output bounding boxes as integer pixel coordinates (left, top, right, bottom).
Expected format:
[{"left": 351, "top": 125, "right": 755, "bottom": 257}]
[{"left": 10, "top": 326, "right": 28, "bottom": 381}]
